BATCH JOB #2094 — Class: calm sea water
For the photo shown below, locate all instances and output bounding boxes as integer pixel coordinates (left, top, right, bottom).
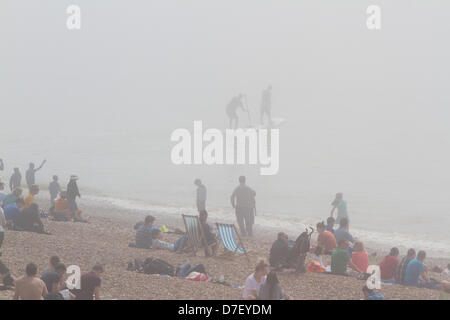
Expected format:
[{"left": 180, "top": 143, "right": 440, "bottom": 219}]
[{"left": 2, "top": 120, "right": 450, "bottom": 258}]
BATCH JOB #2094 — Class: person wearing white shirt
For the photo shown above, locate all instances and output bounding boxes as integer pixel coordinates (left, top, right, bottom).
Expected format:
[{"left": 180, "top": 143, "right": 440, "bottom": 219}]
[{"left": 242, "top": 261, "right": 269, "bottom": 300}]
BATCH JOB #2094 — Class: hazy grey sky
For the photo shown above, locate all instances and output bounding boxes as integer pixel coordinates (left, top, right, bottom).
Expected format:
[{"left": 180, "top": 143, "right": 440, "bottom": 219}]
[{"left": 1, "top": 1, "right": 450, "bottom": 234}]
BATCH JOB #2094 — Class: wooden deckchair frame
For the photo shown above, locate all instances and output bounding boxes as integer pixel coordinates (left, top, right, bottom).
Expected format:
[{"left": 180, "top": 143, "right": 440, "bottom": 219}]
[
  {"left": 182, "top": 214, "right": 215, "bottom": 257},
  {"left": 216, "top": 222, "right": 250, "bottom": 263}
]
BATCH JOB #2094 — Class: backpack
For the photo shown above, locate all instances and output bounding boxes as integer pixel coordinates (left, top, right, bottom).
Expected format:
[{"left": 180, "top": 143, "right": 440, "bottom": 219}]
[
  {"left": 287, "top": 227, "right": 314, "bottom": 266},
  {"left": 143, "top": 258, "right": 175, "bottom": 276}
]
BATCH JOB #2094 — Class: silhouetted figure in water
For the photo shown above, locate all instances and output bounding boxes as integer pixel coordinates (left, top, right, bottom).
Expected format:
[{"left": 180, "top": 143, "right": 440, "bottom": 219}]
[
  {"left": 330, "top": 193, "right": 348, "bottom": 225},
  {"left": 25, "top": 160, "right": 46, "bottom": 190},
  {"left": 9, "top": 168, "right": 22, "bottom": 191},
  {"left": 49, "top": 175, "right": 61, "bottom": 205},
  {"left": 194, "top": 179, "right": 207, "bottom": 212},
  {"left": 67, "top": 175, "right": 81, "bottom": 215},
  {"left": 226, "top": 93, "right": 246, "bottom": 129},
  {"left": 260, "top": 85, "right": 272, "bottom": 125},
  {"left": 231, "top": 176, "right": 256, "bottom": 237},
  {"left": 0, "top": 159, "right": 4, "bottom": 171}
]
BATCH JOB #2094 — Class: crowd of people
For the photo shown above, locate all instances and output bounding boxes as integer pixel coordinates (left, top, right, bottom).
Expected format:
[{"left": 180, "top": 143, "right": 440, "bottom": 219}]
[{"left": 1, "top": 158, "right": 450, "bottom": 300}]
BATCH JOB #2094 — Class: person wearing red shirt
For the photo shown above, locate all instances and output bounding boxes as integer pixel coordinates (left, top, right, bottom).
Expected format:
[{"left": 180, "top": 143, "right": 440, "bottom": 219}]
[
  {"left": 316, "top": 221, "right": 337, "bottom": 254},
  {"left": 379, "top": 247, "right": 400, "bottom": 282}
]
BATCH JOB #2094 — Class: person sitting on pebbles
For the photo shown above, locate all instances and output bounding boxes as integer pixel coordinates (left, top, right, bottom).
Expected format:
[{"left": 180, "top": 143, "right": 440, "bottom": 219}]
[{"left": 51, "top": 191, "right": 87, "bottom": 222}]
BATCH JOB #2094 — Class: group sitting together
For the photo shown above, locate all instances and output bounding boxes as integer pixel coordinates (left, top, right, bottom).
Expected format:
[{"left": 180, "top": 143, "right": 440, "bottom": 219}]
[
  {"left": 130, "top": 210, "right": 218, "bottom": 257},
  {"left": 0, "top": 255, "right": 105, "bottom": 300},
  {"left": 1, "top": 185, "right": 49, "bottom": 234},
  {"left": 268, "top": 216, "right": 450, "bottom": 297}
]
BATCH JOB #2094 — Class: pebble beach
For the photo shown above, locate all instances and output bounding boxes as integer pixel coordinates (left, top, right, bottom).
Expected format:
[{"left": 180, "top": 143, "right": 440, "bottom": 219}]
[{"left": 1, "top": 196, "right": 448, "bottom": 300}]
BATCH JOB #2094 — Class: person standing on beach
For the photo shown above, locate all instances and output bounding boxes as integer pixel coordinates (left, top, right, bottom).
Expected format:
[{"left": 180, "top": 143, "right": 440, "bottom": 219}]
[
  {"left": 260, "top": 85, "right": 272, "bottom": 125},
  {"left": 231, "top": 176, "right": 256, "bottom": 237},
  {"left": 330, "top": 193, "right": 348, "bottom": 224},
  {"left": 9, "top": 168, "right": 22, "bottom": 191},
  {"left": 226, "top": 93, "right": 246, "bottom": 129},
  {"left": 67, "top": 175, "right": 80, "bottom": 217},
  {"left": 49, "top": 175, "right": 61, "bottom": 205},
  {"left": 25, "top": 160, "right": 46, "bottom": 190},
  {"left": 194, "top": 179, "right": 207, "bottom": 212}
]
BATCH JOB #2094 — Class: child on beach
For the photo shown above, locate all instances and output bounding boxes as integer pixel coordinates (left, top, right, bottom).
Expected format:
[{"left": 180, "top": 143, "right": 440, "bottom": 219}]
[
  {"left": 352, "top": 241, "right": 369, "bottom": 273},
  {"left": 316, "top": 221, "right": 337, "bottom": 254},
  {"left": 326, "top": 216, "right": 335, "bottom": 234},
  {"left": 242, "top": 260, "right": 269, "bottom": 300}
]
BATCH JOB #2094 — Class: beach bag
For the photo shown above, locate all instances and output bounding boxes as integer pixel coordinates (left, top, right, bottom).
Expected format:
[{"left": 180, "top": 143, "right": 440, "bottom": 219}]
[
  {"left": 307, "top": 260, "right": 326, "bottom": 273},
  {"left": 143, "top": 258, "right": 175, "bottom": 276}
]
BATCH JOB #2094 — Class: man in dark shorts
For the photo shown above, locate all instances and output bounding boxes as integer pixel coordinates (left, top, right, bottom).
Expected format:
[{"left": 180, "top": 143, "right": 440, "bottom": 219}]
[
  {"left": 230, "top": 176, "right": 256, "bottom": 237},
  {"left": 75, "top": 264, "right": 104, "bottom": 300}
]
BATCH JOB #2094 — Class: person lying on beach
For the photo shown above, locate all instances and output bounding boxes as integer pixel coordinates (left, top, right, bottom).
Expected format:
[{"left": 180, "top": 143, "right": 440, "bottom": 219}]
[
  {"left": 151, "top": 228, "right": 188, "bottom": 253},
  {"left": 14, "top": 203, "right": 50, "bottom": 234},
  {"left": 199, "top": 210, "right": 218, "bottom": 256},
  {"left": 258, "top": 271, "right": 289, "bottom": 300},
  {"left": 351, "top": 241, "right": 369, "bottom": 273},
  {"left": 326, "top": 216, "right": 335, "bottom": 234},
  {"left": 23, "top": 184, "right": 39, "bottom": 209},
  {"left": 331, "top": 239, "right": 363, "bottom": 276},
  {"left": 242, "top": 260, "right": 269, "bottom": 300},
  {"left": 2, "top": 187, "right": 23, "bottom": 208},
  {"left": 269, "top": 232, "right": 290, "bottom": 270},
  {"left": 395, "top": 248, "right": 416, "bottom": 284},
  {"left": 316, "top": 221, "right": 337, "bottom": 254},
  {"left": 74, "top": 264, "right": 104, "bottom": 300},
  {"left": 13, "top": 263, "right": 48, "bottom": 300},
  {"left": 379, "top": 247, "right": 400, "bottom": 283},
  {"left": 175, "top": 262, "right": 207, "bottom": 278},
  {"left": 362, "top": 285, "right": 386, "bottom": 300}
]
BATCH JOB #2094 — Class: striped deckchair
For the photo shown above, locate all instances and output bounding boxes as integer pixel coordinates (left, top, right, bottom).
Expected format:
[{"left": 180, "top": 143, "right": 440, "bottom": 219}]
[
  {"left": 216, "top": 223, "right": 249, "bottom": 262},
  {"left": 182, "top": 214, "right": 214, "bottom": 256}
]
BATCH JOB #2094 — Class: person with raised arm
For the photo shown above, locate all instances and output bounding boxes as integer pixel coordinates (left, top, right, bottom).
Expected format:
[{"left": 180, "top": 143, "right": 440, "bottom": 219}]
[{"left": 25, "top": 160, "right": 46, "bottom": 190}]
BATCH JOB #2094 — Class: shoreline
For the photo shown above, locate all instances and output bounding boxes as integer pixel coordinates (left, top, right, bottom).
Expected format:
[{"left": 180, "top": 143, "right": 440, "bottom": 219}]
[{"left": 1, "top": 193, "right": 449, "bottom": 300}]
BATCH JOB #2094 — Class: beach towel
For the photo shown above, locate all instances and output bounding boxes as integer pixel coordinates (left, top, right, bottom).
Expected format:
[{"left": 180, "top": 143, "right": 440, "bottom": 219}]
[
  {"left": 185, "top": 272, "right": 210, "bottom": 282},
  {"left": 307, "top": 260, "right": 326, "bottom": 273}
]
